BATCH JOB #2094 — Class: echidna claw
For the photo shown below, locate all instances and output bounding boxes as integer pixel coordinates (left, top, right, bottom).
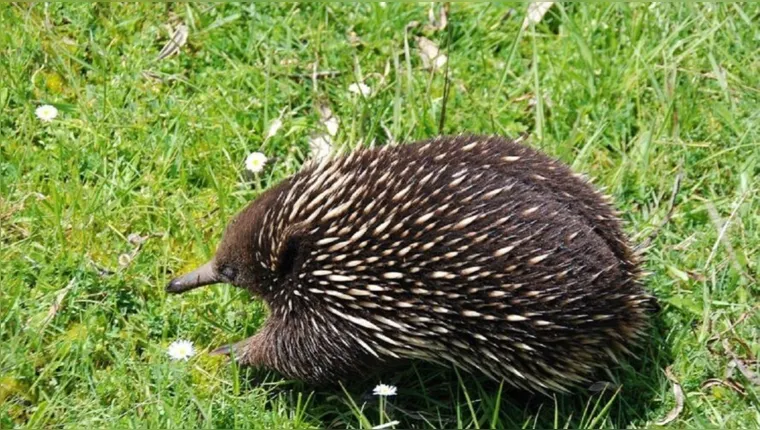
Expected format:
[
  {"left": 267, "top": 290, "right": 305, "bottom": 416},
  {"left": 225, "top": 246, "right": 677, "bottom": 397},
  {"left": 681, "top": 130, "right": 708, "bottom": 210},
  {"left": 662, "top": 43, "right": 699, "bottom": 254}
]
[{"left": 210, "top": 344, "right": 235, "bottom": 356}]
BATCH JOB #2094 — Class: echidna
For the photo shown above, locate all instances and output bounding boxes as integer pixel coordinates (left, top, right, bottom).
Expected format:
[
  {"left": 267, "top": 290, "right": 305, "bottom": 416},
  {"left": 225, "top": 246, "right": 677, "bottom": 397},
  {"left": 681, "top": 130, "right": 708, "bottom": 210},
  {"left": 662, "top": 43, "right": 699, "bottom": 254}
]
[{"left": 167, "top": 135, "right": 656, "bottom": 393}]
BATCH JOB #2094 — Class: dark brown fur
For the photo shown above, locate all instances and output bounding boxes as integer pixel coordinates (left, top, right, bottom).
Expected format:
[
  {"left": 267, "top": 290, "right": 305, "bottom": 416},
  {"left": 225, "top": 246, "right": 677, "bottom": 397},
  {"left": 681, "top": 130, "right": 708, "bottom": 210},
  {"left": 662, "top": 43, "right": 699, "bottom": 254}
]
[{"left": 177, "top": 135, "right": 656, "bottom": 393}]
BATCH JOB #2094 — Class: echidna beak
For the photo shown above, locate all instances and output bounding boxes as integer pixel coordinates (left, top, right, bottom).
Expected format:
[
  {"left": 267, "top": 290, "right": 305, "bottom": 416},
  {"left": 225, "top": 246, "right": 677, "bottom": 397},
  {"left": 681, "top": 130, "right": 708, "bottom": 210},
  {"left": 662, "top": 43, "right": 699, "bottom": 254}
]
[{"left": 166, "top": 261, "right": 219, "bottom": 294}]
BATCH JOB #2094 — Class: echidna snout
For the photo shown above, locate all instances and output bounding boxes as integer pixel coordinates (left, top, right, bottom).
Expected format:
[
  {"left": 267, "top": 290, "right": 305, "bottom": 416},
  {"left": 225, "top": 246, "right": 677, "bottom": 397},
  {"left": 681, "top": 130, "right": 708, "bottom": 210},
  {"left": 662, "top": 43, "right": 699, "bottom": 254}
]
[{"left": 167, "top": 135, "right": 656, "bottom": 393}]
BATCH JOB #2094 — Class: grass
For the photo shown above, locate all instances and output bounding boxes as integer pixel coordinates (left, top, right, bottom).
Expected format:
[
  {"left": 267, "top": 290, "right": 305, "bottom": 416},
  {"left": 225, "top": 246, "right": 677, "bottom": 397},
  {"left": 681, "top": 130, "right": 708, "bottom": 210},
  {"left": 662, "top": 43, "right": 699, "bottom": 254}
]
[{"left": 1, "top": 2, "right": 758, "bottom": 428}]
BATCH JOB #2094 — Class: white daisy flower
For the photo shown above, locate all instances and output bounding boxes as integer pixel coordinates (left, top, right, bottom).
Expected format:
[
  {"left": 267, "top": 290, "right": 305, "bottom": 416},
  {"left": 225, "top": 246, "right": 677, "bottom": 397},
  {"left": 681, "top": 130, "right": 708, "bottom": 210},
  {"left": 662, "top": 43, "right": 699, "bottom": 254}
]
[
  {"left": 167, "top": 339, "right": 196, "bottom": 361},
  {"left": 245, "top": 151, "right": 268, "bottom": 173},
  {"left": 35, "top": 104, "right": 58, "bottom": 122},
  {"left": 348, "top": 82, "right": 372, "bottom": 97},
  {"left": 373, "top": 383, "right": 397, "bottom": 397}
]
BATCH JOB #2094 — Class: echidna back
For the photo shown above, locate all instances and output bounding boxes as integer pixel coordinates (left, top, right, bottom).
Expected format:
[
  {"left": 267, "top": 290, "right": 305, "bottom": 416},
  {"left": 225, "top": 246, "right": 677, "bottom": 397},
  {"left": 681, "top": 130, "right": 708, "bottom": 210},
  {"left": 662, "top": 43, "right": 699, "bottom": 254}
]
[{"left": 401, "top": 136, "right": 640, "bottom": 277}]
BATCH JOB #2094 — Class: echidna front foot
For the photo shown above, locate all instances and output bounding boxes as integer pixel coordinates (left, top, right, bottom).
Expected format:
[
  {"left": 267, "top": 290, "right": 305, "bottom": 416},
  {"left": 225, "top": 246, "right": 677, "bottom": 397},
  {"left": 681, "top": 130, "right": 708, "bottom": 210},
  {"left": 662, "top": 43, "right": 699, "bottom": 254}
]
[
  {"left": 210, "top": 334, "right": 268, "bottom": 368},
  {"left": 208, "top": 342, "right": 237, "bottom": 357}
]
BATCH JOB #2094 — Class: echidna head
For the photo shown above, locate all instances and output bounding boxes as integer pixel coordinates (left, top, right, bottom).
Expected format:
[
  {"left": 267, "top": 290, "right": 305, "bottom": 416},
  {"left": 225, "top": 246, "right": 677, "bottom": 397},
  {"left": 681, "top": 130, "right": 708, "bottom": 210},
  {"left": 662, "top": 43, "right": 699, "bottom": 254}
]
[{"left": 165, "top": 193, "right": 271, "bottom": 296}]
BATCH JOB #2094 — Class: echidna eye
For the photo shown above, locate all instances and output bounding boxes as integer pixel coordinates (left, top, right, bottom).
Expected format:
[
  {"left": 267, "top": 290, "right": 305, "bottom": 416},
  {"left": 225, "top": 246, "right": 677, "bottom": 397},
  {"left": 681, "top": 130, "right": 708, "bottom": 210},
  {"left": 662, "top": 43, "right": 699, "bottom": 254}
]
[{"left": 220, "top": 266, "right": 237, "bottom": 281}]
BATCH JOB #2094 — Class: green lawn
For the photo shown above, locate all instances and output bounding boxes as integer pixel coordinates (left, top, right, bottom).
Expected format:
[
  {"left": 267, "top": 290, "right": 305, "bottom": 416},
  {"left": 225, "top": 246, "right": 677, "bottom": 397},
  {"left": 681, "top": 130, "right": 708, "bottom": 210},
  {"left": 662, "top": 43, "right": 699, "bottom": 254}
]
[{"left": 1, "top": 3, "right": 758, "bottom": 428}]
